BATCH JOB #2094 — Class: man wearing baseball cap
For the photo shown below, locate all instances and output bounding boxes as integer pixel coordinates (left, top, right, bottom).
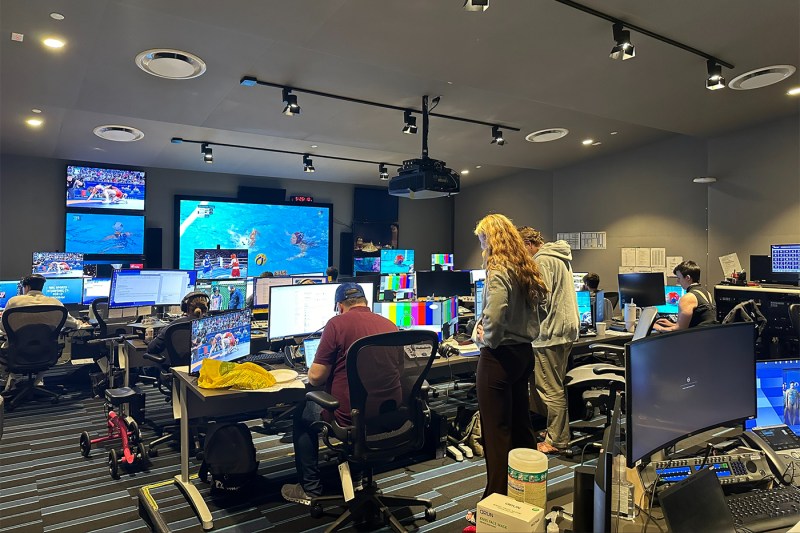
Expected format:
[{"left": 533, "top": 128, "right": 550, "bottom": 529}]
[{"left": 282, "top": 282, "right": 397, "bottom": 505}]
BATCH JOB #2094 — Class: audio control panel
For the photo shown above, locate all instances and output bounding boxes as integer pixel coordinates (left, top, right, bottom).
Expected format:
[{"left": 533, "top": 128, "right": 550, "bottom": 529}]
[
  {"left": 752, "top": 426, "right": 800, "bottom": 454},
  {"left": 641, "top": 452, "right": 772, "bottom": 488}
]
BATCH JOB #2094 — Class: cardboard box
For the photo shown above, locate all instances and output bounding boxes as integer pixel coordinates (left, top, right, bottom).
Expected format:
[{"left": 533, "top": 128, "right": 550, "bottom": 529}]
[{"left": 476, "top": 493, "right": 545, "bottom": 533}]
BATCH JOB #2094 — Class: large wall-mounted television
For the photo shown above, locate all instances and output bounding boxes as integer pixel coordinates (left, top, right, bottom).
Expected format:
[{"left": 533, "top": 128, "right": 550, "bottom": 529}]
[
  {"left": 175, "top": 197, "right": 332, "bottom": 277},
  {"left": 65, "top": 212, "right": 145, "bottom": 255},
  {"left": 66, "top": 165, "right": 146, "bottom": 211},
  {"left": 32, "top": 252, "right": 84, "bottom": 278}
]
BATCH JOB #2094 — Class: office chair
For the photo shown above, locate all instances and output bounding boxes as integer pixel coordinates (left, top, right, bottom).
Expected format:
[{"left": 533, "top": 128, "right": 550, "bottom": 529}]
[
  {"left": 604, "top": 291, "right": 619, "bottom": 311},
  {"left": 566, "top": 307, "right": 658, "bottom": 422},
  {"left": 91, "top": 297, "right": 128, "bottom": 338},
  {"left": 142, "top": 320, "right": 192, "bottom": 455},
  {"left": 305, "top": 329, "right": 438, "bottom": 532},
  {"left": 0, "top": 305, "right": 68, "bottom": 411}
]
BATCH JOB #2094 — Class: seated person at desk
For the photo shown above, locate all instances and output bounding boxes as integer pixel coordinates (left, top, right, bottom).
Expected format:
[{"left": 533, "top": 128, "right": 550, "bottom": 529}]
[
  {"left": 0, "top": 274, "right": 90, "bottom": 377},
  {"left": 653, "top": 260, "right": 717, "bottom": 332},
  {"left": 281, "top": 282, "right": 398, "bottom": 505},
  {"left": 147, "top": 292, "right": 209, "bottom": 355},
  {"left": 582, "top": 272, "right": 600, "bottom": 295}
]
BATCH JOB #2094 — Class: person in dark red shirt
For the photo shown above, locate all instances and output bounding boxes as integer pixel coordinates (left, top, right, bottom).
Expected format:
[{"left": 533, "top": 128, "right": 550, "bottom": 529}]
[{"left": 282, "top": 282, "right": 397, "bottom": 505}]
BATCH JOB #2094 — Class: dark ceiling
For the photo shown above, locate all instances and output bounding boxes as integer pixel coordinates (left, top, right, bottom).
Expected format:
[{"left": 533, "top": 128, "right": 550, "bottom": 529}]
[{"left": 1, "top": 0, "right": 798, "bottom": 187}]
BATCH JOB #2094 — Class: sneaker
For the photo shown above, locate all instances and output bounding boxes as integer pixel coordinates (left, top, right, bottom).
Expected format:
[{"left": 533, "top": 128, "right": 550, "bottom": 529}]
[{"left": 281, "top": 483, "right": 314, "bottom": 506}]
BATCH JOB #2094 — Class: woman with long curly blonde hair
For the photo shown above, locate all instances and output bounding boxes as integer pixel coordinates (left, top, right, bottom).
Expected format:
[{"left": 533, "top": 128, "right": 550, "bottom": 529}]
[{"left": 470, "top": 213, "right": 548, "bottom": 506}]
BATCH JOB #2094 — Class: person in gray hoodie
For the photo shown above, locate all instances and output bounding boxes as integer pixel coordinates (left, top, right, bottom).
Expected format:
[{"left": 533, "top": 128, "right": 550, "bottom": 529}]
[{"left": 519, "top": 228, "right": 579, "bottom": 453}]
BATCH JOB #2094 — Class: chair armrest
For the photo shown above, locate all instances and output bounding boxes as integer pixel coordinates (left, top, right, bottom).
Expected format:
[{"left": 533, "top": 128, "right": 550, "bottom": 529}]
[
  {"left": 143, "top": 352, "right": 166, "bottom": 364},
  {"left": 587, "top": 343, "right": 625, "bottom": 354},
  {"left": 594, "top": 367, "right": 625, "bottom": 377},
  {"left": 306, "top": 390, "right": 339, "bottom": 411}
]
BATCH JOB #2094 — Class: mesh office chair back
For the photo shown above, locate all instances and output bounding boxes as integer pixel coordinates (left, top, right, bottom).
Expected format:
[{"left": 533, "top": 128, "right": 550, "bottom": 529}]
[{"left": 2, "top": 305, "right": 67, "bottom": 371}]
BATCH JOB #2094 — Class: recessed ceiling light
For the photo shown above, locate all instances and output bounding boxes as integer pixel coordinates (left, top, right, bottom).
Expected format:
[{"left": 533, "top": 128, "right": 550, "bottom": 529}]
[
  {"left": 447, "top": 81, "right": 453, "bottom": 85},
  {"left": 135, "top": 49, "right": 206, "bottom": 79},
  {"left": 582, "top": 139, "right": 594, "bottom": 145},
  {"left": 525, "top": 128, "right": 569, "bottom": 143},
  {"left": 50, "top": 12, "right": 65, "bottom": 20},
  {"left": 729, "top": 65, "right": 796, "bottom": 90},
  {"left": 610, "top": 131, "right": 618, "bottom": 135},
  {"left": 461, "top": 170, "right": 470, "bottom": 175},
  {"left": 591, "top": 141, "right": 602, "bottom": 146},
  {"left": 26, "top": 118, "right": 43, "bottom": 127},
  {"left": 693, "top": 176, "right": 717, "bottom": 184},
  {"left": 31, "top": 108, "right": 42, "bottom": 114},
  {"left": 788, "top": 87, "right": 800, "bottom": 96},
  {"left": 311, "top": 145, "right": 318, "bottom": 148},
  {"left": 475, "top": 165, "right": 482, "bottom": 169},
  {"left": 93, "top": 125, "right": 145, "bottom": 142},
  {"left": 43, "top": 38, "right": 65, "bottom": 48}
]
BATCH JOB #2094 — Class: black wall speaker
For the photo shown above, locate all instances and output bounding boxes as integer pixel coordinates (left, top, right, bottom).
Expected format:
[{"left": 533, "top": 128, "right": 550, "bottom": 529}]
[
  {"left": 339, "top": 232, "right": 354, "bottom": 276},
  {"left": 237, "top": 186, "right": 286, "bottom": 204},
  {"left": 144, "top": 227, "right": 163, "bottom": 268}
]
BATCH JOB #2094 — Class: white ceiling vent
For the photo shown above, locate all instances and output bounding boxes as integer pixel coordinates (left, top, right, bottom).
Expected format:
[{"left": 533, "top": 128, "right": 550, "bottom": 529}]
[
  {"left": 729, "top": 65, "right": 796, "bottom": 90},
  {"left": 93, "top": 125, "right": 144, "bottom": 142},
  {"left": 525, "top": 128, "right": 569, "bottom": 143},
  {"left": 135, "top": 49, "right": 206, "bottom": 79}
]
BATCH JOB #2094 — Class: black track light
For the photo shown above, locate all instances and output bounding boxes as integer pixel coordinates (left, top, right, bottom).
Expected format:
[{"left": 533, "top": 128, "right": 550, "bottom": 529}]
[
  {"left": 490, "top": 126, "right": 505, "bottom": 146},
  {"left": 379, "top": 164, "right": 389, "bottom": 180},
  {"left": 609, "top": 22, "right": 635, "bottom": 60},
  {"left": 706, "top": 60, "right": 726, "bottom": 90},
  {"left": 201, "top": 143, "right": 213, "bottom": 163},
  {"left": 282, "top": 88, "right": 301, "bottom": 116},
  {"left": 463, "top": 0, "right": 489, "bottom": 11},
  {"left": 402, "top": 110, "right": 418, "bottom": 134},
  {"left": 303, "top": 154, "right": 315, "bottom": 173}
]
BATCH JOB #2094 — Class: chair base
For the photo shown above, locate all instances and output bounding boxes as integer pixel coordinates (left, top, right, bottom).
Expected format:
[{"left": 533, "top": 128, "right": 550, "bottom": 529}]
[
  {"left": 310, "top": 484, "right": 433, "bottom": 533},
  {"left": 2, "top": 380, "right": 60, "bottom": 411}
]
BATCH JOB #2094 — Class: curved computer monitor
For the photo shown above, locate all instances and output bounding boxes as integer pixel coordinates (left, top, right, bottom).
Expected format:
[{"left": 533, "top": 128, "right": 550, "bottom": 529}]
[
  {"left": 625, "top": 322, "right": 756, "bottom": 467},
  {"left": 618, "top": 272, "right": 666, "bottom": 308}
]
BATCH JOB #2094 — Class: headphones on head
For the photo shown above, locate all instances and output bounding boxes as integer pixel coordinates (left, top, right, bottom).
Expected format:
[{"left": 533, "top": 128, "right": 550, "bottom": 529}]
[{"left": 181, "top": 291, "right": 211, "bottom": 313}]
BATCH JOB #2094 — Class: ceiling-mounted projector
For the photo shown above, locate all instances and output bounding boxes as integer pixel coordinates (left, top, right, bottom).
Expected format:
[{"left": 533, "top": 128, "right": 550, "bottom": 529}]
[{"left": 388, "top": 156, "right": 460, "bottom": 199}]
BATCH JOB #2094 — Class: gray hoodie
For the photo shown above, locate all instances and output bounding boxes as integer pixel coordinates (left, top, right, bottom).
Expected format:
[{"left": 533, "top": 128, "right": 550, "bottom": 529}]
[
  {"left": 533, "top": 241, "right": 580, "bottom": 347},
  {"left": 478, "top": 268, "right": 540, "bottom": 349}
]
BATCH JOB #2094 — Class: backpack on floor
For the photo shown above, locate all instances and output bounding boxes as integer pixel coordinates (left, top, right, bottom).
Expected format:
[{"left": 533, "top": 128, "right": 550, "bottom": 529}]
[{"left": 198, "top": 422, "right": 258, "bottom": 493}]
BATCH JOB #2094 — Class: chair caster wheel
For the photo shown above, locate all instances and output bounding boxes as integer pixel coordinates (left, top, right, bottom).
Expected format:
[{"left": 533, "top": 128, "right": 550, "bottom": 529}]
[
  {"left": 79, "top": 431, "right": 92, "bottom": 457},
  {"left": 108, "top": 449, "right": 120, "bottom": 479},
  {"left": 148, "top": 447, "right": 159, "bottom": 457},
  {"left": 311, "top": 504, "right": 324, "bottom": 519},
  {"left": 425, "top": 507, "right": 436, "bottom": 522}
]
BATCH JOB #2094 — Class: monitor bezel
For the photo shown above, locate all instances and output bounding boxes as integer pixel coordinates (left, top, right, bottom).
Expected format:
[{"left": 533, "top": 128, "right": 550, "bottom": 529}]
[{"left": 617, "top": 272, "right": 667, "bottom": 308}]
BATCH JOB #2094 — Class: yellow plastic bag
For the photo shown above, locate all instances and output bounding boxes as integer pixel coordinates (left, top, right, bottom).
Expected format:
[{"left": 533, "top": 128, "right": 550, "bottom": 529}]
[{"left": 197, "top": 358, "right": 277, "bottom": 390}]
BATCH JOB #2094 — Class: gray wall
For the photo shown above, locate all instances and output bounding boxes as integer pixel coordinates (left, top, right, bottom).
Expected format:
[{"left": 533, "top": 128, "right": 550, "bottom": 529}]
[
  {"left": 0, "top": 155, "right": 451, "bottom": 278},
  {"left": 454, "top": 115, "right": 800, "bottom": 292}
]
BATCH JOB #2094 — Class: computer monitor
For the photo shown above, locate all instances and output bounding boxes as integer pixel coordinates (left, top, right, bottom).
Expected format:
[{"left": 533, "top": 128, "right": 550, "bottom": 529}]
[
  {"left": 354, "top": 256, "right": 380, "bottom": 273},
  {"left": 746, "top": 359, "right": 800, "bottom": 432},
  {"left": 372, "top": 298, "right": 459, "bottom": 340},
  {"left": 471, "top": 269, "right": 486, "bottom": 283},
  {"left": 771, "top": 244, "right": 800, "bottom": 274},
  {"left": 594, "top": 290, "right": 606, "bottom": 324},
  {"left": 190, "top": 309, "right": 252, "bottom": 373},
  {"left": 380, "top": 273, "right": 414, "bottom": 292},
  {"left": 344, "top": 273, "right": 381, "bottom": 303},
  {"left": 65, "top": 212, "right": 145, "bottom": 255},
  {"left": 194, "top": 248, "right": 248, "bottom": 279},
  {"left": 432, "top": 253, "right": 454, "bottom": 271},
  {"left": 195, "top": 279, "right": 248, "bottom": 312},
  {"left": 109, "top": 269, "right": 197, "bottom": 308},
  {"left": 380, "top": 249, "right": 415, "bottom": 274},
  {"left": 475, "top": 279, "right": 485, "bottom": 316},
  {"left": 626, "top": 323, "right": 756, "bottom": 467},
  {"left": 267, "top": 282, "right": 374, "bottom": 340},
  {"left": 291, "top": 275, "right": 327, "bottom": 285},
  {"left": 303, "top": 337, "right": 322, "bottom": 368},
  {"left": 66, "top": 165, "right": 146, "bottom": 211},
  {"left": 576, "top": 290, "right": 592, "bottom": 329},
  {"left": 618, "top": 272, "right": 666, "bottom": 308},
  {"left": 416, "top": 270, "right": 472, "bottom": 298},
  {"left": 82, "top": 278, "right": 111, "bottom": 305},
  {"left": 573, "top": 271, "right": 588, "bottom": 292},
  {"left": 32, "top": 252, "right": 84, "bottom": 278},
  {"left": 655, "top": 284, "right": 685, "bottom": 314},
  {"left": 251, "top": 276, "right": 294, "bottom": 309},
  {"left": 41, "top": 277, "right": 84, "bottom": 305},
  {"left": 0, "top": 280, "right": 20, "bottom": 310},
  {"left": 83, "top": 260, "right": 144, "bottom": 278}
]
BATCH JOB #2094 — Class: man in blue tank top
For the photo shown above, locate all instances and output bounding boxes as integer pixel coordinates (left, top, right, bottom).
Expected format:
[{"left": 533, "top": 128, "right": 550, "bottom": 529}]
[{"left": 654, "top": 260, "right": 717, "bottom": 332}]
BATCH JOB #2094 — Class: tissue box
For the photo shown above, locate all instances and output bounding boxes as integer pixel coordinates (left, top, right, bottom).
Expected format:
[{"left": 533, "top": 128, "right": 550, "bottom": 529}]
[{"left": 476, "top": 493, "right": 545, "bottom": 532}]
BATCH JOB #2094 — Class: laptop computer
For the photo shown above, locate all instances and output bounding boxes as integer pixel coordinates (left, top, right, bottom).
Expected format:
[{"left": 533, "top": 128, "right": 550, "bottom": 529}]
[{"left": 303, "top": 337, "right": 321, "bottom": 369}]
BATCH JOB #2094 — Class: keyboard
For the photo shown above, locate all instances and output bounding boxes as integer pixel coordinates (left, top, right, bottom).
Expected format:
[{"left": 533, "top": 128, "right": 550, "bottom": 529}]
[
  {"left": 726, "top": 484, "right": 800, "bottom": 532},
  {"left": 240, "top": 350, "right": 285, "bottom": 365}
]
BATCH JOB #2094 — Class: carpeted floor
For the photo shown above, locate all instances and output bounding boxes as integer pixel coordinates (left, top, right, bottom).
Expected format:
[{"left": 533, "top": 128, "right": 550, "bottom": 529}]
[{"left": 0, "top": 372, "right": 592, "bottom": 533}]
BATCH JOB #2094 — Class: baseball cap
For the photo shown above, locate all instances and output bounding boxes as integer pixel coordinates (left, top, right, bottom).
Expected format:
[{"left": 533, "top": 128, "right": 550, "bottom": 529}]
[{"left": 334, "top": 282, "right": 366, "bottom": 307}]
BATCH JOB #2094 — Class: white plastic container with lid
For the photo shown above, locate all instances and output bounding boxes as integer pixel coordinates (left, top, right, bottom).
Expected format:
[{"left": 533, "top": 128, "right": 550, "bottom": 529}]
[{"left": 507, "top": 448, "right": 548, "bottom": 509}]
